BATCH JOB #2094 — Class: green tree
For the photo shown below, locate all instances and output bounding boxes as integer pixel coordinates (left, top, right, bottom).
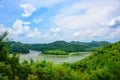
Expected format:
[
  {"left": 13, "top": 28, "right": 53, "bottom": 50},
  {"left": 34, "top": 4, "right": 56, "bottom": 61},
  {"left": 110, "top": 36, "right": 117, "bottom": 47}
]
[{"left": 0, "top": 31, "right": 9, "bottom": 62}]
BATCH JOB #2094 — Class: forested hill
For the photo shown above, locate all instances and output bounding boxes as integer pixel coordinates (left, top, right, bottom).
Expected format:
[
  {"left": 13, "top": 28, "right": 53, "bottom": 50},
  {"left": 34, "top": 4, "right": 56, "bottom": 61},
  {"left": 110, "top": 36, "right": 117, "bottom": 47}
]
[
  {"left": 0, "top": 32, "right": 120, "bottom": 80},
  {"left": 67, "top": 41, "right": 120, "bottom": 80},
  {"left": 9, "top": 40, "right": 110, "bottom": 53}
]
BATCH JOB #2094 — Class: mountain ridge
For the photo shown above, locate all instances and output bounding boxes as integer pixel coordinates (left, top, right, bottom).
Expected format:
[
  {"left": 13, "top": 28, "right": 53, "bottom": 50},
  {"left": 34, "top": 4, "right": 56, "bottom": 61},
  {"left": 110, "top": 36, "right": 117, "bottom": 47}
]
[{"left": 9, "top": 40, "right": 110, "bottom": 53}]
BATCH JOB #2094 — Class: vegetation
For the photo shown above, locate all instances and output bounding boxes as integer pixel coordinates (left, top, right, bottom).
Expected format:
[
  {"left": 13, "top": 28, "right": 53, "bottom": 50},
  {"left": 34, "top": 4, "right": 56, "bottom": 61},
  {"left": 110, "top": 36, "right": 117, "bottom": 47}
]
[
  {"left": 67, "top": 41, "right": 120, "bottom": 80},
  {"left": 69, "top": 52, "right": 91, "bottom": 56},
  {"left": 10, "top": 42, "right": 29, "bottom": 53},
  {"left": 0, "top": 32, "right": 9, "bottom": 62},
  {"left": 9, "top": 40, "right": 110, "bottom": 53},
  {"left": 42, "top": 50, "right": 68, "bottom": 55},
  {"left": 0, "top": 32, "right": 120, "bottom": 80}
]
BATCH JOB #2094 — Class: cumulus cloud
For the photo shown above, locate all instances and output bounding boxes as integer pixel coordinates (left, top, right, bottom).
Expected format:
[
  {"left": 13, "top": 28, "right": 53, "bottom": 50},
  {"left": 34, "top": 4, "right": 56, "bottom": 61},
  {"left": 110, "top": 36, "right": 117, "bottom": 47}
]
[
  {"left": 0, "top": 20, "right": 42, "bottom": 42},
  {"left": 109, "top": 28, "right": 120, "bottom": 38},
  {"left": 52, "top": 0, "right": 120, "bottom": 29},
  {"left": 1, "top": 0, "right": 120, "bottom": 43},
  {"left": 0, "top": 20, "right": 30, "bottom": 36},
  {"left": 0, "top": 24, "right": 8, "bottom": 33},
  {"left": 107, "top": 16, "right": 120, "bottom": 28},
  {"left": 47, "top": 0, "right": 120, "bottom": 42},
  {"left": 33, "top": 19, "right": 42, "bottom": 24},
  {"left": 74, "top": 29, "right": 92, "bottom": 37},
  {"left": 11, "top": 20, "right": 42, "bottom": 38},
  {"left": 27, "top": 27, "right": 41, "bottom": 37},
  {"left": 20, "top": 4, "right": 36, "bottom": 17},
  {"left": 9, "top": 19, "right": 30, "bottom": 35},
  {"left": 24, "top": 0, "right": 66, "bottom": 8},
  {"left": 50, "top": 27, "right": 61, "bottom": 33}
]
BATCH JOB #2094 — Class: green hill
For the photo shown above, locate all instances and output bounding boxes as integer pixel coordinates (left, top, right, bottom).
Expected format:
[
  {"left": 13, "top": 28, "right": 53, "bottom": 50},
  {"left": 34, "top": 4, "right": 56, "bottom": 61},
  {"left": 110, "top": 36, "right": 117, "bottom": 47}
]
[
  {"left": 0, "top": 32, "right": 119, "bottom": 80},
  {"left": 9, "top": 40, "right": 110, "bottom": 53},
  {"left": 10, "top": 42, "right": 29, "bottom": 53},
  {"left": 68, "top": 41, "right": 120, "bottom": 80}
]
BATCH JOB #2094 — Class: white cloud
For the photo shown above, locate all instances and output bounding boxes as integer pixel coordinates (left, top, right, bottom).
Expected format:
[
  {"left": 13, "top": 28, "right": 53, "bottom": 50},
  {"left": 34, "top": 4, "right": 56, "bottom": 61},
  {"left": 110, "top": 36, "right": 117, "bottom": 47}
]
[
  {"left": 33, "top": 19, "right": 42, "bottom": 24},
  {"left": 1, "top": 0, "right": 120, "bottom": 43},
  {"left": 50, "top": 27, "right": 61, "bottom": 33},
  {"left": 0, "top": 20, "right": 42, "bottom": 42},
  {"left": 42, "top": 32, "right": 62, "bottom": 42},
  {"left": 0, "top": 24, "right": 8, "bottom": 32},
  {"left": 52, "top": 0, "right": 120, "bottom": 29},
  {"left": 109, "top": 28, "right": 120, "bottom": 38},
  {"left": 74, "top": 29, "right": 92, "bottom": 38},
  {"left": 9, "top": 19, "right": 30, "bottom": 35},
  {"left": 38, "top": 0, "right": 65, "bottom": 7},
  {"left": 27, "top": 27, "right": 41, "bottom": 38},
  {"left": 101, "top": 16, "right": 120, "bottom": 39},
  {"left": 107, "top": 16, "right": 120, "bottom": 28},
  {"left": 47, "top": 0, "right": 120, "bottom": 42},
  {"left": 24, "top": 0, "right": 66, "bottom": 8},
  {"left": 23, "top": 22, "right": 31, "bottom": 25},
  {"left": 20, "top": 4, "right": 36, "bottom": 17}
]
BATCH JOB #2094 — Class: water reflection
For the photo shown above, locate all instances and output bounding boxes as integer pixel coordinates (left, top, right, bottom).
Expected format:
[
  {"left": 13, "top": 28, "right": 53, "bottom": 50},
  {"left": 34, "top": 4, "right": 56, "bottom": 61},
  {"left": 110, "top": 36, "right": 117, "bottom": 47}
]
[{"left": 20, "top": 50, "right": 91, "bottom": 64}]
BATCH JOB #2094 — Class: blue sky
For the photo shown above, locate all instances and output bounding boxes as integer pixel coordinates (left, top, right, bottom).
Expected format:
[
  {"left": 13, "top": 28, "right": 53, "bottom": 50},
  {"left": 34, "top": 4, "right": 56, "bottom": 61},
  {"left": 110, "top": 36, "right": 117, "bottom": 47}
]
[{"left": 0, "top": 0, "right": 120, "bottom": 43}]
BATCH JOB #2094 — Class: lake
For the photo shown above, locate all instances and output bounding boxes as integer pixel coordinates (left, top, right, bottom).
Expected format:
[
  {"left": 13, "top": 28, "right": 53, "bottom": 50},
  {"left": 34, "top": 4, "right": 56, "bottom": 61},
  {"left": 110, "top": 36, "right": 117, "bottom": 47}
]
[{"left": 19, "top": 50, "right": 91, "bottom": 64}]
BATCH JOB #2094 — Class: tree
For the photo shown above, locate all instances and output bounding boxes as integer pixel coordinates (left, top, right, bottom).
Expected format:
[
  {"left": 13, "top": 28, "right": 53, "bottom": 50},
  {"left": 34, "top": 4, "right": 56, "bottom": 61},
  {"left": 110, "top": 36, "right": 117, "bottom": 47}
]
[{"left": 0, "top": 31, "right": 9, "bottom": 62}]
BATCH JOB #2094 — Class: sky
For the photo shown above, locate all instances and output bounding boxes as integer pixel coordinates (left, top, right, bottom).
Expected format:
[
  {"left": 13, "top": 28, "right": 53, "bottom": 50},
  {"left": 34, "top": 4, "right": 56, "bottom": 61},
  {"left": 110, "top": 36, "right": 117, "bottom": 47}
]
[{"left": 0, "top": 0, "right": 120, "bottom": 43}]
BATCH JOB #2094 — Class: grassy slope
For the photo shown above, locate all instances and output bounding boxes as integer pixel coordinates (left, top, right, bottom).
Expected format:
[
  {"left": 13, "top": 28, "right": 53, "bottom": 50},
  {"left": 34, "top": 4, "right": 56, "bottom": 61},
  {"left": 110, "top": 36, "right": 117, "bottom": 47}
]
[
  {"left": 0, "top": 39, "right": 120, "bottom": 80},
  {"left": 68, "top": 41, "right": 120, "bottom": 80}
]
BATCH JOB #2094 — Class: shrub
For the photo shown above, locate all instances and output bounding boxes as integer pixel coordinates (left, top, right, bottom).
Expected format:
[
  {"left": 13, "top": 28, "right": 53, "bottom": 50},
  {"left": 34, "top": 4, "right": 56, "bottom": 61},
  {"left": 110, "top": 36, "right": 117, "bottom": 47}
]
[{"left": 42, "top": 50, "right": 68, "bottom": 55}]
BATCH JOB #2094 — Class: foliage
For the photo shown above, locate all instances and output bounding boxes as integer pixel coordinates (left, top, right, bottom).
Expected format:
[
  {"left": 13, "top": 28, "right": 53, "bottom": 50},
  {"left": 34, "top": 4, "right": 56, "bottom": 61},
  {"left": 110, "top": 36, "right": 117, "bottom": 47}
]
[
  {"left": 69, "top": 41, "right": 120, "bottom": 80},
  {"left": 69, "top": 52, "right": 91, "bottom": 56},
  {"left": 10, "top": 42, "right": 29, "bottom": 54},
  {"left": 0, "top": 32, "right": 119, "bottom": 80},
  {"left": 0, "top": 31, "right": 9, "bottom": 62},
  {"left": 9, "top": 40, "right": 110, "bottom": 53},
  {"left": 42, "top": 50, "right": 68, "bottom": 55}
]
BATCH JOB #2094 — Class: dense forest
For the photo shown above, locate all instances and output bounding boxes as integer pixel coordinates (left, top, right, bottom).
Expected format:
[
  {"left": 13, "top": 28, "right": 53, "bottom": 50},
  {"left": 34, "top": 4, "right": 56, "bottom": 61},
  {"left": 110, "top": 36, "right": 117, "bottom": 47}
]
[
  {"left": 0, "top": 32, "right": 120, "bottom": 80},
  {"left": 9, "top": 40, "right": 110, "bottom": 54}
]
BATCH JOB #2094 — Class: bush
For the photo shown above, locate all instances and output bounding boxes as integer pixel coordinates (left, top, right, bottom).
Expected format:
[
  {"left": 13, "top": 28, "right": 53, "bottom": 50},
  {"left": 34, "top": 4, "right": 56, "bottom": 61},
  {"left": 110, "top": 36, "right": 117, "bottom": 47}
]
[
  {"left": 0, "top": 32, "right": 120, "bottom": 80},
  {"left": 42, "top": 50, "right": 68, "bottom": 55}
]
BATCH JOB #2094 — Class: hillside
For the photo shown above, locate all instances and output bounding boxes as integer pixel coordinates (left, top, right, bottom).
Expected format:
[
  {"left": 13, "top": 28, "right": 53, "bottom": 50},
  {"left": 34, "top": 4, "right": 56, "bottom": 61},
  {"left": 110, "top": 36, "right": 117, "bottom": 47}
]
[
  {"left": 68, "top": 41, "right": 120, "bottom": 80},
  {"left": 9, "top": 40, "right": 110, "bottom": 53},
  {"left": 0, "top": 32, "right": 120, "bottom": 80},
  {"left": 10, "top": 41, "right": 29, "bottom": 53}
]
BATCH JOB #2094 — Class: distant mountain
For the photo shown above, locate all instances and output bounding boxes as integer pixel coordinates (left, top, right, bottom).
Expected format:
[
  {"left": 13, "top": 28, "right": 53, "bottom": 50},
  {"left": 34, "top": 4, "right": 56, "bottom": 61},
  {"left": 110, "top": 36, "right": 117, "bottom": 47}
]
[
  {"left": 9, "top": 40, "right": 111, "bottom": 53},
  {"left": 70, "top": 41, "right": 110, "bottom": 47}
]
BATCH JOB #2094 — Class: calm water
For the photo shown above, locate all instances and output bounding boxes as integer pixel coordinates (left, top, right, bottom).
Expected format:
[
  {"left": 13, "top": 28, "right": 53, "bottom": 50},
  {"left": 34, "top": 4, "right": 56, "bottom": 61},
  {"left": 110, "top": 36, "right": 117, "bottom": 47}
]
[{"left": 20, "top": 50, "right": 91, "bottom": 64}]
